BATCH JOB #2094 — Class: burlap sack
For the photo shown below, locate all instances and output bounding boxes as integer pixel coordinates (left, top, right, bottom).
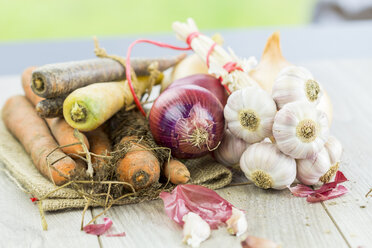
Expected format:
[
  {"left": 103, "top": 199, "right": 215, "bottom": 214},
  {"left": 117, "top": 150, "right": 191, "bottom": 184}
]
[{"left": 0, "top": 119, "right": 232, "bottom": 211}]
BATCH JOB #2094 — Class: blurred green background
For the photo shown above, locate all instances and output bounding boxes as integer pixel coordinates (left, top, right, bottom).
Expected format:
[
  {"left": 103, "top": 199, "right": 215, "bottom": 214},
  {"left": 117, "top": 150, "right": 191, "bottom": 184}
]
[{"left": 0, "top": 0, "right": 316, "bottom": 41}]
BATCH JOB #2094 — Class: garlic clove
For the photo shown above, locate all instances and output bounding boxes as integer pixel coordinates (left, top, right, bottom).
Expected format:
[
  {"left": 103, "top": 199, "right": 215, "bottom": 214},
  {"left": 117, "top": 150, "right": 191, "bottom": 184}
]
[
  {"left": 226, "top": 207, "right": 248, "bottom": 237},
  {"left": 272, "top": 66, "right": 324, "bottom": 109},
  {"left": 325, "top": 136, "right": 343, "bottom": 165},
  {"left": 224, "top": 86, "right": 277, "bottom": 143},
  {"left": 249, "top": 31, "right": 292, "bottom": 93},
  {"left": 297, "top": 148, "right": 331, "bottom": 185},
  {"left": 273, "top": 101, "right": 329, "bottom": 159},
  {"left": 182, "top": 212, "right": 211, "bottom": 248},
  {"left": 240, "top": 142, "right": 296, "bottom": 190},
  {"left": 214, "top": 129, "right": 249, "bottom": 167},
  {"left": 241, "top": 235, "right": 280, "bottom": 248}
]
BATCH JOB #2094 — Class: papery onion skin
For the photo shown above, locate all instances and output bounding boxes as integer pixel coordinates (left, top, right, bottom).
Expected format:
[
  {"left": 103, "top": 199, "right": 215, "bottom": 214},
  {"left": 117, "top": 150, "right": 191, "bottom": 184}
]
[
  {"left": 149, "top": 85, "right": 225, "bottom": 159},
  {"left": 166, "top": 74, "right": 228, "bottom": 106}
]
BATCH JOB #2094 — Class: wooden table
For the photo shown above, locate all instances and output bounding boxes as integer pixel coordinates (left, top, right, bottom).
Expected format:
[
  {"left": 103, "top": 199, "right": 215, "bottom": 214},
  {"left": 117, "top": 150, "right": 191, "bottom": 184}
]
[{"left": 1, "top": 22, "right": 372, "bottom": 248}]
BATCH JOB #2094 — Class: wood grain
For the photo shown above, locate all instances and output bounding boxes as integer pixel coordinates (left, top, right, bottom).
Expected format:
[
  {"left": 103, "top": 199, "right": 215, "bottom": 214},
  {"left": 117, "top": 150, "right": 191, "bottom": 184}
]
[
  {"left": 303, "top": 59, "right": 372, "bottom": 248},
  {"left": 0, "top": 163, "right": 100, "bottom": 248}
]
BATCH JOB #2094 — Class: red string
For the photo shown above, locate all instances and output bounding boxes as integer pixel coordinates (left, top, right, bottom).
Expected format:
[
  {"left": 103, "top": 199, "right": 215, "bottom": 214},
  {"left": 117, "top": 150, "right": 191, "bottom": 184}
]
[
  {"left": 186, "top": 32, "right": 200, "bottom": 47},
  {"left": 206, "top": 42, "right": 217, "bottom": 68},
  {"left": 30, "top": 197, "right": 38, "bottom": 202},
  {"left": 222, "top": 62, "right": 243, "bottom": 73},
  {"left": 125, "top": 39, "right": 192, "bottom": 116}
]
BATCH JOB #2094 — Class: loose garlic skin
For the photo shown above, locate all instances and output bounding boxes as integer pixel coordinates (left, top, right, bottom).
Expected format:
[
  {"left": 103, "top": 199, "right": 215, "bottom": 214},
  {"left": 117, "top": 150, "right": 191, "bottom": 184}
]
[
  {"left": 272, "top": 66, "right": 323, "bottom": 109},
  {"left": 214, "top": 129, "right": 249, "bottom": 167},
  {"left": 182, "top": 212, "right": 211, "bottom": 248},
  {"left": 240, "top": 143, "right": 296, "bottom": 190},
  {"left": 224, "top": 86, "right": 277, "bottom": 143},
  {"left": 273, "top": 101, "right": 329, "bottom": 159}
]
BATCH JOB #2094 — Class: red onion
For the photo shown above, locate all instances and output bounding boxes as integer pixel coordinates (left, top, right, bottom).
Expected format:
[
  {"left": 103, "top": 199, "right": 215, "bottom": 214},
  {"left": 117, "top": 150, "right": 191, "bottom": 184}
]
[
  {"left": 149, "top": 85, "right": 225, "bottom": 159},
  {"left": 166, "top": 74, "right": 228, "bottom": 106}
]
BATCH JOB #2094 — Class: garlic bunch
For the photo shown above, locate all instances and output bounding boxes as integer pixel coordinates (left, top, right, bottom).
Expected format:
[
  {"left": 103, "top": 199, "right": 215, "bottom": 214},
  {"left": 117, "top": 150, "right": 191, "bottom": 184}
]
[
  {"left": 224, "top": 86, "right": 277, "bottom": 143},
  {"left": 182, "top": 212, "right": 211, "bottom": 248},
  {"left": 297, "top": 136, "right": 343, "bottom": 185},
  {"left": 214, "top": 129, "right": 249, "bottom": 167},
  {"left": 240, "top": 143, "right": 296, "bottom": 190},
  {"left": 226, "top": 207, "right": 248, "bottom": 236},
  {"left": 273, "top": 101, "right": 329, "bottom": 159},
  {"left": 272, "top": 66, "right": 323, "bottom": 109}
]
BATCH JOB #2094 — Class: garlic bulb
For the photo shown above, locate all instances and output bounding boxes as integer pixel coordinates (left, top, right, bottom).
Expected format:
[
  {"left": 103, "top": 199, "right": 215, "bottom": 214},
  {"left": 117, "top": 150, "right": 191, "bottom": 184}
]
[
  {"left": 272, "top": 66, "right": 323, "bottom": 109},
  {"left": 226, "top": 207, "right": 248, "bottom": 236},
  {"left": 240, "top": 143, "right": 296, "bottom": 190},
  {"left": 297, "top": 136, "right": 342, "bottom": 185},
  {"left": 273, "top": 101, "right": 329, "bottom": 159},
  {"left": 214, "top": 129, "right": 249, "bottom": 167},
  {"left": 182, "top": 212, "right": 211, "bottom": 248},
  {"left": 224, "top": 86, "right": 277, "bottom": 143},
  {"left": 297, "top": 148, "right": 330, "bottom": 185}
]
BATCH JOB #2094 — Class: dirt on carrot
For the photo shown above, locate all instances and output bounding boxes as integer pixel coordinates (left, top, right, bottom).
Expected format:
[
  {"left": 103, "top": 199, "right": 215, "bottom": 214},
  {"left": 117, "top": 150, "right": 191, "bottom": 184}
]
[{"left": 35, "top": 96, "right": 65, "bottom": 118}]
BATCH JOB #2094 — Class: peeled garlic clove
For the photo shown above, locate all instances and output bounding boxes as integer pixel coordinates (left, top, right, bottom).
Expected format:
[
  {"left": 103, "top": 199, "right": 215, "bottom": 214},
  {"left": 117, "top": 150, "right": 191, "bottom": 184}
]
[
  {"left": 240, "top": 143, "right": 296, "bottom": 190},
  {"left": 226, "top": 207, "right": 248, "bottom": 236},
  {"left": 182, "top": 212, "right": 211, "bottom": 248},
  {"left": 297, "top": 148, "right": 332, "bottom": 185},
  {"left": 224, "top": 86, "right": 277, "bottom": 143},
  {"left": 273, "top": 101, "right": 329, "bottom": 159},
  {"left": 249, "top": 31, "right": 292, "bottom": 93},
  {"left": 325, "top": 136, "right": 343, "bottom": 165},
  {"left": 272, "top": 66, "right": 323, "bottom": 109},
  {"left": 214, "top": 129, "right": 249, "bottom": 167}
]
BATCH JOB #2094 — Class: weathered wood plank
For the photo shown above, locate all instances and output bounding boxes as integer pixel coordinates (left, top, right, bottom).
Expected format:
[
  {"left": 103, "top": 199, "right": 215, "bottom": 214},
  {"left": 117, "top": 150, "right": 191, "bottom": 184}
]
[
  {"left": 94, "top": 184, "right": 348, "bottom": 248},
  {"left": 0, "top": 162, "right": 100, "bottom": 248},
  {"left": 303, "top": 59, "right": 372, "bottom": 248}
]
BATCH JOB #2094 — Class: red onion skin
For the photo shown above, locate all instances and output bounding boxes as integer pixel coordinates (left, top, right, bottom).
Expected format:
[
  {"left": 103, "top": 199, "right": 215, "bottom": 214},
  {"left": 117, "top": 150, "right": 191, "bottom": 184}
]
[
  {"left": 149, "top": 85, "right": 225, "bottom": 159},
  {"left": 166, "top": 74, "right": 228, "bottom": 106}
]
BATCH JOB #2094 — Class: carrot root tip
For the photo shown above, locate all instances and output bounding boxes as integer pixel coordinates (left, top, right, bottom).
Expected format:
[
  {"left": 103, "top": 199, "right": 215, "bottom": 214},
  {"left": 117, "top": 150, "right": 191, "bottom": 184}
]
[
  {"left": 133, "top": 171, "right": 150, "bottom": 188},
  {"left": 32, "top": 77, "right": 45, "bottom": 92},
  {"left": 70, "top": 102, "right": 87, "bottom": 122}
]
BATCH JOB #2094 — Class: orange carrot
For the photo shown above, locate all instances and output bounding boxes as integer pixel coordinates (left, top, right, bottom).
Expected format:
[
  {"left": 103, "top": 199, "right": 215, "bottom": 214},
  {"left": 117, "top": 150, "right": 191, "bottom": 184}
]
[
  {"left": 47, "top": 118, "right": 90, "bottom": 155},
  {"left": 2, "top": 95, "right": 77, "bottom": 185},
  {"left": 163, "top": 159, "right": 190, "bottom": 184},
  {"left": 21, "top": 67, "right": 90, "bottom": 155},
  {"left": 85, "top": 127, "right": 111, "bottom": 166},
  {"left": 116, "top": 137, "right": 160, "bottom": 190}
]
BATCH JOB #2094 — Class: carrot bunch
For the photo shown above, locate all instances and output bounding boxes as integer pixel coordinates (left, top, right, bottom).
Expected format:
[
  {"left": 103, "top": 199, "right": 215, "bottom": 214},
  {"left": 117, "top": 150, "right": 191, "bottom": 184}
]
[{"left": 3, "top": 54, "right": 190, "bottom": 192}]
